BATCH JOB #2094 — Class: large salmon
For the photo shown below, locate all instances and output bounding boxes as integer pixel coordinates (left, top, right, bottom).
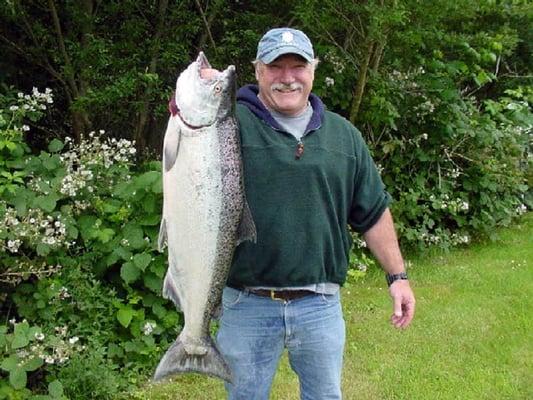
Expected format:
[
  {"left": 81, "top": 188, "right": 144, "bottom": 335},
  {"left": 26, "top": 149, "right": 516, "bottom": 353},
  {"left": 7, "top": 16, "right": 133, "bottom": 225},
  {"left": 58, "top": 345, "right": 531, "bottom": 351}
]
[{"left": 153, "top": 52, "right": 256, "bottom": 383}]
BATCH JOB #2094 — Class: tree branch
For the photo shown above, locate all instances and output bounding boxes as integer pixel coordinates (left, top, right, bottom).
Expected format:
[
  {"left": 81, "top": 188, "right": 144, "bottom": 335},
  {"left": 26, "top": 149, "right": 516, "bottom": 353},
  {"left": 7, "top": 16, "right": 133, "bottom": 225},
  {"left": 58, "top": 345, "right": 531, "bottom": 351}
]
[
  {"left": 194, "top": 0, "right": 217, "bottom": 52},
  {"left": 349, "top": 39, "right": 374, "bottom": 124},
  {"left": 47, "top": 0, "right": 79, "bottom": 97}
]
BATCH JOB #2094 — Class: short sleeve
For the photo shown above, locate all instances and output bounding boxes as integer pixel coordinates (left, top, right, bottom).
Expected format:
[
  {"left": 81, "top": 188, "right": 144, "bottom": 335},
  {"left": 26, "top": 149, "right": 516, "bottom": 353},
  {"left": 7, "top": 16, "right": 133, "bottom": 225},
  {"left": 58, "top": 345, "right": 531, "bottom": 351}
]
[{"left": 348, "top": 130, "right": 391, "bottom": 233}]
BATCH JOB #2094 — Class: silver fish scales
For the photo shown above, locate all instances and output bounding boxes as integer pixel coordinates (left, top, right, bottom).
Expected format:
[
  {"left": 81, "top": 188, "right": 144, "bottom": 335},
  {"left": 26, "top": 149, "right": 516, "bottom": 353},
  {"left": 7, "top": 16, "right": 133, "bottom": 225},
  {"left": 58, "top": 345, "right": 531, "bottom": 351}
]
[{"left": 153, "top": 52, "right": 256, "bottom": 383}]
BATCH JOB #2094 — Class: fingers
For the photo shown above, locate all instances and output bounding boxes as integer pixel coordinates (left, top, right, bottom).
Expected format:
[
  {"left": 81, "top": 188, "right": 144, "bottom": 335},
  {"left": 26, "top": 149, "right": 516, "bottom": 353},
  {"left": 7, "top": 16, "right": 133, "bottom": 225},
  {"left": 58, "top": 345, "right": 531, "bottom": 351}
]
[
  {"left": 389, "top": 281, "right": 416, "bottom": 329},
  {"left": 391, "top": 300, "right": 415, "bottom": 329},
  {"left": 390, "top": 299, "right": 415, "bottom": 328}
]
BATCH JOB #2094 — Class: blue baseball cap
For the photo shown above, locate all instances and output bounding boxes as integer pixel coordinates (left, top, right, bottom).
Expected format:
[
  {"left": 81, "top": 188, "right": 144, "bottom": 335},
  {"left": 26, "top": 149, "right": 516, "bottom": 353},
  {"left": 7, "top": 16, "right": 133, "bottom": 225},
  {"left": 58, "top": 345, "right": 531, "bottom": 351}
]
[{"left": 256, "top": 28, "right": 314, "bottom": 64}]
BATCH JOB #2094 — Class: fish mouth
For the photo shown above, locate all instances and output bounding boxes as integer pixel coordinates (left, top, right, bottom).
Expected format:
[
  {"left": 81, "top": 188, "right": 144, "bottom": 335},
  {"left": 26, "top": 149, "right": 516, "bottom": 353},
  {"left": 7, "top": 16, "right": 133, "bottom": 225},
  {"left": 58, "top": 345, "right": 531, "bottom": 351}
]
[
  {"left": 196, "top": 51, "right": 215, "bottom": 82},
  {"left": 196, "top": 51, "right": 235, "bottom": 82},
  {"left": 197, "top": 51, "right": 212, "bottom": 72}
]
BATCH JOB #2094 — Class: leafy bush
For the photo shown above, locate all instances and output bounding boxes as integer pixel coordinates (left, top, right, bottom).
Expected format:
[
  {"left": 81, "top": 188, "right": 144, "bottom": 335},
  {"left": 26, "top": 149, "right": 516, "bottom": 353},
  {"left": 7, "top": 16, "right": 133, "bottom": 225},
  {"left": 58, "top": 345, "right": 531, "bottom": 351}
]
[
  {"left": 0, "top": 89, "right": 179, "bottom": 396},
  {"left": 364, "top": 65, "right": 531, "bottom": 249}
]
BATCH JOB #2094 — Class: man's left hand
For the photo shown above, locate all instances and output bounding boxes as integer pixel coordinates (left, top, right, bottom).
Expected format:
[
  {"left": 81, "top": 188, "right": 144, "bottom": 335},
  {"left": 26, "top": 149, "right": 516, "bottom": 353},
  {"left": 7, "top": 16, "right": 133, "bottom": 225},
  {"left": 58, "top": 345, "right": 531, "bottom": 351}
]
[{"left": 389, "top": 280, "right": 415, "bottom": 329}]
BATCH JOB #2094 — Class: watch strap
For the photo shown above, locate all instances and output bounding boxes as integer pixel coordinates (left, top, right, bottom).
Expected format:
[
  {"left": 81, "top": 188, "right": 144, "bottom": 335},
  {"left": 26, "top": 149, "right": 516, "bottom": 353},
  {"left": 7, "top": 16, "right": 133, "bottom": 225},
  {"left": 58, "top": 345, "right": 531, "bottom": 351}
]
[{"left": 386, "top": 272, "right": 408, "bottom": 287}]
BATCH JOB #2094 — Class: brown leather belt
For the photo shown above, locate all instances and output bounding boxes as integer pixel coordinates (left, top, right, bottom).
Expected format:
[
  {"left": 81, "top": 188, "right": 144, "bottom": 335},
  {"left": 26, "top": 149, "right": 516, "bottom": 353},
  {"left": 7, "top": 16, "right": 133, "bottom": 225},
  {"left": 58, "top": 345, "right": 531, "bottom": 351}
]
[{"left": 248, "top": 289, "right": 314, "bottom": 301}]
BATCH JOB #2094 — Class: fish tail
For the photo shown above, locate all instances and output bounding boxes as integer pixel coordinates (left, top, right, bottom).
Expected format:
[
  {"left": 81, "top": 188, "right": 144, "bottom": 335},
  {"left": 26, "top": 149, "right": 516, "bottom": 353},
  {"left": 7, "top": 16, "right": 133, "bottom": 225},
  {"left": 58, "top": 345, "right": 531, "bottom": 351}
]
[{"left": 152, "top": 336, "right": 232, "bottom": 383}]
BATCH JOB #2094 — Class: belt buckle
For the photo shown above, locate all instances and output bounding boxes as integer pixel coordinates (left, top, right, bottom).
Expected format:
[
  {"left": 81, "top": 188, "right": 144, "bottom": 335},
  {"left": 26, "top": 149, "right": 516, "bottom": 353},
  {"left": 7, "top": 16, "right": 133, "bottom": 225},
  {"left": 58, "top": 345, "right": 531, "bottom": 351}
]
[{"left": 270, "top": 290, "right": 285, "bottom": 302}]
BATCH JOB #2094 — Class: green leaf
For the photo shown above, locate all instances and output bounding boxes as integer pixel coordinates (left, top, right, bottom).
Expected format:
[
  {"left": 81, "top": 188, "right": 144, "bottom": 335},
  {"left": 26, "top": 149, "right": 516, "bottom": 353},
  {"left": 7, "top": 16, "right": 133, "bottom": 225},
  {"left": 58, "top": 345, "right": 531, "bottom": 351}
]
[
  {"left": 35, "top": 194, "right": 58, "bottom": 213},
  {"left": 41, "top": 154, "right": 61, "bottom": 171},
  {"left": 48, "top": 380, "right": 63, "bottom": 398},
  {"left": 152, "top": 302, "right": 167, "bottom": 319},
  {"left": 22, "top": 357, "right": 43, "bottom": 372},
  {"left": 113, "top": 180, "right": 138, "bottom": 199},
  {"left": 9, "top": 366, "right": 27, "bottom": 390},
  {"left": 143, "top": 194, "right": 157, "bottom": 213},
  {"left": 138, "top": 214, "right": 162, "bottom": 226},
  {"left": 107, "top": 343, "right": 124, "bottom": 358},
  {"left": 151, "top": 178, "right": 163, "bottom": 194},
  {"left": 143, "top": 272, "right": 162, "bottom": 293},
  {"left": 11, "top": 333, "right": 29, "bottom": 350},
  {"left": 1, "top": 355, "right": 19, "bottom": 371},
  {"left": 113, "top": 246, "right": 133, "bottom": 261},
  {"left": 96, "top": 228, "right": 115, "bottom": 243},
  {"left": 150, "top": 258, "right": 167, "bottom": 278},
  {"left": 48, "top": 139, "right": 64, "bottom": 153},
  {"left": 117, "top": 307, "right": 134, "bottom": 328},
  {"left": 120, "top": 262, "right": 140, "bottom": 284},
  {"left": 133, "top": 253, "right": 152, "bottom": 271},
  {"left": 12, "top": 193, "right": 28, "bottom": 215},
  {"left": 36, "top": 243, "right": 51, "bottom": 256},
  {"left": 78, "top": 215, "right": 98, "bottom": 241},
  {"left": 122, "top": 224, "right": 145, "bottom": 249},
  {"left": 134, "top": 171, "right": 160, "bottom": 189}
]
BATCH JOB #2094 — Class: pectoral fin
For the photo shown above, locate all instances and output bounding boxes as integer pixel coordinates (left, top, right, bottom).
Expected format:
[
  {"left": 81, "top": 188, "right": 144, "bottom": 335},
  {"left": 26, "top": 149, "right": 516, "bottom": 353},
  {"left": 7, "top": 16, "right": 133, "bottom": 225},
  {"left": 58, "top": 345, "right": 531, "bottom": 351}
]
[
  {"left": 163, "top": 117, "right": 181, "bottom": 172},
  {"left": 158, "top": 218, "right": 167, "bottom": 252}
]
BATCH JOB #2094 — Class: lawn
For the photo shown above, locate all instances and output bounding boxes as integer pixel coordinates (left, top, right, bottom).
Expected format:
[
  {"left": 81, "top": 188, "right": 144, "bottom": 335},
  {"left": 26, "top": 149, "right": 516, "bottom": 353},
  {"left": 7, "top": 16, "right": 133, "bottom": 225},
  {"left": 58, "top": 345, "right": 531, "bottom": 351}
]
[{"left": 121, "top": 213, "right": 532, "bottom": 400}]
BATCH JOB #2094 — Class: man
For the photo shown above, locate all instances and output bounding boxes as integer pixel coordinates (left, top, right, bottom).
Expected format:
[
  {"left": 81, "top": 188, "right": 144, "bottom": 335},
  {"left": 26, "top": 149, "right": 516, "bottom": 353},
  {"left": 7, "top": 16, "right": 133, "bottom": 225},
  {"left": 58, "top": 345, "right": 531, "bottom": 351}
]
[{"left": 203, "top": 27, "right": 415, "bottom": 400}]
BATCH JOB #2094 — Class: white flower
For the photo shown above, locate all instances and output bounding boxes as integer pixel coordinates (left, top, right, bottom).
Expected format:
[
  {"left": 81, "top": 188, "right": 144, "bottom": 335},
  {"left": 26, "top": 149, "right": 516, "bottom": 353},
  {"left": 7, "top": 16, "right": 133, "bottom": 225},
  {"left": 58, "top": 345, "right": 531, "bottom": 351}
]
[
  {"left": 324, "top": 77, "right": 335, "bottom": 87},
  {"left": 143, "top": 322, "right": 156, "bottom": 335},
  {"left": 9, "top": 105, "right": 19, "bottom": 111},
  {"left": 516, "top": 204, "right": 527, "bottom": 215},
  {"left": 69, "top": 336, "right": 79, "bottom": 344},
  {"left": 22, "top": 125, "right": 30, "bottom": 131},
  {"left": 421, "top": 133, "right": 428, "bottom": 140},
  {"left": 58, "top": 286, "right": 71, "bottom": 299},
  {"left": 35, "top": 332, "right": 45, "bottom": 341}
]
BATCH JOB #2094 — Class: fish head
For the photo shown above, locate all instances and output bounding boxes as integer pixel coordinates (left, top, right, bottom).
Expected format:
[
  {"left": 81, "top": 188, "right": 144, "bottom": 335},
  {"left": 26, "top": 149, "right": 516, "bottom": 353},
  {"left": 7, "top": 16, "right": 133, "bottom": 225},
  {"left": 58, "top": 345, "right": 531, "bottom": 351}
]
[{"left": 175, "top": 52, "right": 236, "bottom": 127}]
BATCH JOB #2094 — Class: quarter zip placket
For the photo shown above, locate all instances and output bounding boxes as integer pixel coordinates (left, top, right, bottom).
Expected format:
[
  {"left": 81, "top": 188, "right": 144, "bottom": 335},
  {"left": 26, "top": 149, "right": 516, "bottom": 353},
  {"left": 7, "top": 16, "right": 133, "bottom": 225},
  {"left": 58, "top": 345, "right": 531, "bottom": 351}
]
[{"left": 295, "top": 140, "right": 304, "bottom": 159}]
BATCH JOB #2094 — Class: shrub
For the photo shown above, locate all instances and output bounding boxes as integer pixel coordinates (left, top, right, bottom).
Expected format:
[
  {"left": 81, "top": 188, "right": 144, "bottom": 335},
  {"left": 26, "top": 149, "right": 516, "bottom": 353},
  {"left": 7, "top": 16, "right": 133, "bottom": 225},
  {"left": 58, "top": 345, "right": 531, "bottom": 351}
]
[
  {"left": 362, "top": 67, "right": 531, "bottom": 250},
  {"left": 1, "top": 89, "right": 178, "bottom": 396}
]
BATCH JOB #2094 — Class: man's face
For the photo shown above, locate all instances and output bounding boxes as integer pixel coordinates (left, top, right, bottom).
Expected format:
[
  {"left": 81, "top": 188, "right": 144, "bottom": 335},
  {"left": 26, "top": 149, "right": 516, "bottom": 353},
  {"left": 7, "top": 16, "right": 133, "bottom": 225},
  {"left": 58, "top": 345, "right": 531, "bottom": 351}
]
[{"left": 255, "top": 54, "right": 315, "bottom": 116}]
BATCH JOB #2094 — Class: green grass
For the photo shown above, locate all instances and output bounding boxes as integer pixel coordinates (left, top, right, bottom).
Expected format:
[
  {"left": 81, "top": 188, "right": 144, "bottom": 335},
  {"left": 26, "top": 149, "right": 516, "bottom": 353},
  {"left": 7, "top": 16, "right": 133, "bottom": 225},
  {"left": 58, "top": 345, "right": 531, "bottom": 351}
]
[{"left": 121, "top": 214, "right": 532, "bottom": 399}]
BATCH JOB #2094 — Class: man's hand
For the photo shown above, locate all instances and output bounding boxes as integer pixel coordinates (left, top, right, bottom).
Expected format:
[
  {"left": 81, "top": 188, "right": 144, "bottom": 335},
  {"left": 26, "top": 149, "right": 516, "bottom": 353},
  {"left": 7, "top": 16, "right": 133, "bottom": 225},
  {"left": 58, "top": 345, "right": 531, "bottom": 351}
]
[{"left": 389, "top": 280, "right": 415, "bottom": 329}]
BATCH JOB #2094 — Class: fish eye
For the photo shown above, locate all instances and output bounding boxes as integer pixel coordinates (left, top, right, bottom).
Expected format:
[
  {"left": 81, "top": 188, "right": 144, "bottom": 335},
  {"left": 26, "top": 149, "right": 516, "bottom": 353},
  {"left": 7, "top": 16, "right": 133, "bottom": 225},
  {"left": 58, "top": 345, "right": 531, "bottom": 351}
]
[{"left": 214, "top": 84, "right": 222, "bottom": 93}]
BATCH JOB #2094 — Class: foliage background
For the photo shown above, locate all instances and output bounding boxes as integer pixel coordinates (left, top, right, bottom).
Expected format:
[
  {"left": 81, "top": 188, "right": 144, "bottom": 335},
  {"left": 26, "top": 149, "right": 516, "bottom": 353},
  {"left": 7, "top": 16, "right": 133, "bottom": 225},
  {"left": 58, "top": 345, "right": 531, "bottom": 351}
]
[{"left": 0, "top": 0, "right": 531, "bottom": 398}]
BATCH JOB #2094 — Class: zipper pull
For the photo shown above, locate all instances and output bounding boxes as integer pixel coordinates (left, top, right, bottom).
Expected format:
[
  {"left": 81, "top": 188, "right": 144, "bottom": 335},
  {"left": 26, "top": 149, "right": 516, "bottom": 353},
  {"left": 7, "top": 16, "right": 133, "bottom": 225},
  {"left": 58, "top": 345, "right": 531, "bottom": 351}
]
[{"left": 295, "top": 141, "right": 304, "bottom": 159}]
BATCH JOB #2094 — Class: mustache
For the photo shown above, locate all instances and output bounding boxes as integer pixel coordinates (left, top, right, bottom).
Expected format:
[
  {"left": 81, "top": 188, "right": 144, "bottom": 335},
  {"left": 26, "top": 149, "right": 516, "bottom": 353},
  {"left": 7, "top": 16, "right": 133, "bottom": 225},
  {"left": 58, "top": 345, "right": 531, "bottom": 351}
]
[{"left": 271, "top": 82, "right": 303, "bottom": 91}]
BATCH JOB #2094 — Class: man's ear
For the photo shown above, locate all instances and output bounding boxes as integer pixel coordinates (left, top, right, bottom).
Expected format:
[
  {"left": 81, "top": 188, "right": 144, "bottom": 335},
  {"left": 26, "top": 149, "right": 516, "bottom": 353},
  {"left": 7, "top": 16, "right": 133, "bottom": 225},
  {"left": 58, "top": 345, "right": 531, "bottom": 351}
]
[{"left": 254, "top": 62, "right": 263, "bottom": 81}]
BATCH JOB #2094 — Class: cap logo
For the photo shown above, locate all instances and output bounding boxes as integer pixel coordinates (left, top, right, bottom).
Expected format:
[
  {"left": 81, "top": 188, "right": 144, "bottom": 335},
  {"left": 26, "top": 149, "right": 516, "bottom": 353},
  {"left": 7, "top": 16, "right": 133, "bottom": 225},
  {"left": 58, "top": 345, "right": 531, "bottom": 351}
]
[{"left": 281, "top": 31, "right": 294, "bottom": 43}]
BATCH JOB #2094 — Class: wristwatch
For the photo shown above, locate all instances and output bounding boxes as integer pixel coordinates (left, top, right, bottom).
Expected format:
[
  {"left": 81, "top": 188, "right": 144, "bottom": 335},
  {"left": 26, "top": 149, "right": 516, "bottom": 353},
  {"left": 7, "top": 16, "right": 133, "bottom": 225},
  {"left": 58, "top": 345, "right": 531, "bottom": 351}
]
[{"left": 386, "top": 272, "right": 408, "bottom": 287}]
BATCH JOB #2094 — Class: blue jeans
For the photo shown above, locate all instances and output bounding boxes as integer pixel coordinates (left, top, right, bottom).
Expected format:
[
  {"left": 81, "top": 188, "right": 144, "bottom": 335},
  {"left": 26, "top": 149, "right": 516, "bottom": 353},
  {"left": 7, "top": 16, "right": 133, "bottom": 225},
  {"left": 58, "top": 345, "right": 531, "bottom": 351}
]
[{"left": 216, "top": 287, "right": 345, "bottom": 400}]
